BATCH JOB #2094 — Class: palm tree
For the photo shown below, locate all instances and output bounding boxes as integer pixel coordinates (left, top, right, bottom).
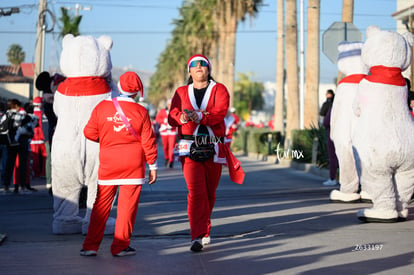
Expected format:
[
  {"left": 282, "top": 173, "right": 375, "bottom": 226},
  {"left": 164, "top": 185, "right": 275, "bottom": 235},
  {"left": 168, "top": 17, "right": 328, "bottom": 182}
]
[
  {"left": 59, "top": 7, "right": 82, "bottom": 38},
  {"left": 148, "top": 0, "right": 263, "bottom": 109},
  {"left": 342, "top": 0, "right": 354, "bottom": 22},
  {"left": 7, "top": 44, "right": 25, "bottom": 68},
  {"left": 304, "top": 0, "right": 320, "bottom": 128},
  {"left": 285, "top": 0, "right": 299, "bottom": 146},
  {"left": 274, "top": 0, "right": 285, "bottom": 134},
  {"left": 234, "top": 72, "right": 264, "bottom": 118},
  {"left": 218, "top": 0, "right": 263, "bottom": 108}
]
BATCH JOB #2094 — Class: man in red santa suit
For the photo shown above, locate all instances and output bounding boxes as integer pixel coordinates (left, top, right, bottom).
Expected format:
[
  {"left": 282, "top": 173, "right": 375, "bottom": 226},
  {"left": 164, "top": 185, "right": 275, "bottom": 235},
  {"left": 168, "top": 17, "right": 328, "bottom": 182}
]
[
  {"left": 30, "top": 96, "right": 47, "bottom": 178},
  {"left": 168, "top": 54, "right": 244, "bottom": 252},
  {"left": 155, "top": 99, "right": 177, "bottom": 168},
  {"left": 80, "top": 71, "right": 157, "bottom": 257}
]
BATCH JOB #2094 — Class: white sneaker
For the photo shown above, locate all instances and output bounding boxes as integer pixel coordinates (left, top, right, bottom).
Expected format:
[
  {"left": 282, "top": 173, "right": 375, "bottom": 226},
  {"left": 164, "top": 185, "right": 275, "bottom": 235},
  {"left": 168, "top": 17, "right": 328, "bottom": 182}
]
[
  {"left": 202, "top": 236, "right": 211, "bottom": 245},
  {"left": 80, "top": 249, "right": 97, "bottom": 256},
  {"left": 323, "top": 179, "right": 338, "bottom": 186}
]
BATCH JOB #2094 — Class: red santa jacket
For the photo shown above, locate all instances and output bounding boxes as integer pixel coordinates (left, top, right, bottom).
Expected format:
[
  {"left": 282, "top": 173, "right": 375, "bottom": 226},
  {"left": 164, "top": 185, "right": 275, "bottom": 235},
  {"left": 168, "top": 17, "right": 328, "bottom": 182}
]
[
  {"left": 84, "top": 96, "right": 157, "bottom": 185},
  {"left": 168, "top": 81, "right": 228, "bottom": 162},
  {"left": 30, "top": 107, "right": 45, "bottom": 144},
  {"left": 155, "top": 108, "right": 177, "bottom": 136},
  {"left": 168, "top": 80, "right": 245, "bottom": 184}
]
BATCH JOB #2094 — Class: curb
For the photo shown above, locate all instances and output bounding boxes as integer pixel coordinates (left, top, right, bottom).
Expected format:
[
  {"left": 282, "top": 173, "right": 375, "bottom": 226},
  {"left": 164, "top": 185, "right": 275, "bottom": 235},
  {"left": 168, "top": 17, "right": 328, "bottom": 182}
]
[{"left": 245, "top": 152, "right": 329, "bottom": 179}]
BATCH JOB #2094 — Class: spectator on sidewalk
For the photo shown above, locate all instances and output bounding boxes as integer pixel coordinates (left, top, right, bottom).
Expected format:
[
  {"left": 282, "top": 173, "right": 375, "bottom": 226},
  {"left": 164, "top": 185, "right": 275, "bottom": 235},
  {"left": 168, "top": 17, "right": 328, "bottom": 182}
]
[
  {"left": 320, "top": 90, "right": 339, "bottom": 186},
  {"left": 2, "top": 99, "right": 33, "bottom": 194}
]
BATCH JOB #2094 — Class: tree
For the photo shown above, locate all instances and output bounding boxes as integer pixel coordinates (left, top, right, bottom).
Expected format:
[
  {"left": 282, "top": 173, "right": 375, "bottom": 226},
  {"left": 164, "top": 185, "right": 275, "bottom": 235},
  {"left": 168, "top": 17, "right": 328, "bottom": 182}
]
[
  {"left": 304, "top": 0, "right": 320, "bottom": 128},
  {"left": 7, "top": 44, "right": 25, "bottom": 67},
  {"left": 234, "top": 72, "right": 264, "bottom": 118},
  {"left": 285, "top": 0, "right": 299, "bottom": 146},
  {"left": 148, "top": 0, "right": 263, "bottom": 109},
  {"left": 217, "top": 0, "right": 263, "bottom": 108},
  {"left": 338, "top": 0, "right": 354, "bottom": 83},
  {"left": 274, "top": 0, "right": 285, "bottom": 134},
  {"left": 59, "top": 7, "right": 82, "bottom": 38}
]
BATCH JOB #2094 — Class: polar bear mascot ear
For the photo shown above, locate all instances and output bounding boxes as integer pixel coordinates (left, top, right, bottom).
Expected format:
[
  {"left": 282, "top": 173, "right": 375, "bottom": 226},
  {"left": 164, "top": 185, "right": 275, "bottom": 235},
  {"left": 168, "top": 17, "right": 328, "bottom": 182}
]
[
  {"left": 97, "top": 35, "right": 113, "bottom": 51},
  {"left": 365, "top": 25, "right": 381, "bottom": 38}
]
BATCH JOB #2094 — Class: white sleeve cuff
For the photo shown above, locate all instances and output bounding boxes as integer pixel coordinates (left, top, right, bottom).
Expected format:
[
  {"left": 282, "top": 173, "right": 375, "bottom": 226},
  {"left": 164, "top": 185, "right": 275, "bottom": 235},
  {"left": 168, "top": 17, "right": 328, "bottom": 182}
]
[{"left": 149, "top": 163, "right": 158, "bottom": 170}]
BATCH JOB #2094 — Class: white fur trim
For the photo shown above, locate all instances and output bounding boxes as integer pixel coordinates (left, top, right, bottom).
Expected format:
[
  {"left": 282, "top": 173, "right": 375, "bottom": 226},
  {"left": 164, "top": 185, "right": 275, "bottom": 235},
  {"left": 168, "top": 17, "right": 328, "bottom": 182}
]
[
  {"left": 117, "top": 81, "right": 138, "bottom": 96},
  {"left": 98, "top": 178, "right": 145, "bottom": 185}
]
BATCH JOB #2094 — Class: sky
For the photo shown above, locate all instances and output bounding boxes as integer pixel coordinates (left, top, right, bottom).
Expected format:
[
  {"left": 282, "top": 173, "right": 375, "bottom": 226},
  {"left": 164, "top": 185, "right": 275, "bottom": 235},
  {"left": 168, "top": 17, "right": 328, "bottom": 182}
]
[{"left": 0, "top": 0, "right": 398, "bottom": 85}]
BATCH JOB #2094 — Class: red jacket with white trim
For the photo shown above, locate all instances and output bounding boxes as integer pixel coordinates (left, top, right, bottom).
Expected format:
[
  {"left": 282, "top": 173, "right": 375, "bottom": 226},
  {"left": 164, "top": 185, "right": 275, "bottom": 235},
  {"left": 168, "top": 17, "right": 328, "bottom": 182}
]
[
  {"left": 168, "top": 80, "right": 229, "bottom": 162},
  {"left": 155, "top": 108, "right": 177, "bottom": 136},
  {"left": 84, "top": 96, "right": 157, "bottom": 185}
]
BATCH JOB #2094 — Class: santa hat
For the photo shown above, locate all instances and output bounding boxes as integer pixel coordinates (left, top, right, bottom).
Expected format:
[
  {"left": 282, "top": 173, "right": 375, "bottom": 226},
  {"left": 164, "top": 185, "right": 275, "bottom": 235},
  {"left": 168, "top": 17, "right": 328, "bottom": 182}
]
[
  {"left": 33, "top": 96, "right": 43, "bottom": 105},
  {"left": 187, "top": 54, "right": 211, "bottom": 73},
  {"left": 117, "top": 71, "right": 144, "bottom": 97}
]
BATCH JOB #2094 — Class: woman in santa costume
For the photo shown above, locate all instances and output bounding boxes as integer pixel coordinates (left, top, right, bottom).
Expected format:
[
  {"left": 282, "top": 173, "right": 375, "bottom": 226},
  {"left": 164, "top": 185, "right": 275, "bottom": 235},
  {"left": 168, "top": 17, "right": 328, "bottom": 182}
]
[
  {"left": 155, "top": 99, "right": 177, "bottom": 168},
  {"left": 30, "top": 96, "right": 47, "bottom": 178},
  {"left": 168, "top": 54, "right": 244, "bottom": 252},
  {"left": 80, "top": 71, "right": 157, "bottom": 257}
]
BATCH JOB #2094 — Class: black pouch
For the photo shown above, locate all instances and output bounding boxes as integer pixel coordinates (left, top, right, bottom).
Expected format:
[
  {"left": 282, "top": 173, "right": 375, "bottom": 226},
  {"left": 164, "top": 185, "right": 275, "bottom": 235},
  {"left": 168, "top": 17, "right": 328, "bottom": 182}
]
[{"left": 189, "top": 142, "right": 215, "bottom": 162}]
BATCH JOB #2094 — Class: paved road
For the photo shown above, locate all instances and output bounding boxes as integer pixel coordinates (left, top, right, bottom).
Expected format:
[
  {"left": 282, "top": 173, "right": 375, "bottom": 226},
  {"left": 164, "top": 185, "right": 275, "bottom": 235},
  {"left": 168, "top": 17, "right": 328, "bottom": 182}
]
[{"left": 0, "top": 153, "right": 413, "bottom": 275}]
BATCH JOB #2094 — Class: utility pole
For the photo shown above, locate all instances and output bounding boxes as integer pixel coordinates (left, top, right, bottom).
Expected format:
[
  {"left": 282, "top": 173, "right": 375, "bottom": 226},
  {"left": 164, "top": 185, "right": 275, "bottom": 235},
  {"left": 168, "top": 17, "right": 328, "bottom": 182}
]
[{"left": 33, "top": 0, "right": 47, "bottom": 98}]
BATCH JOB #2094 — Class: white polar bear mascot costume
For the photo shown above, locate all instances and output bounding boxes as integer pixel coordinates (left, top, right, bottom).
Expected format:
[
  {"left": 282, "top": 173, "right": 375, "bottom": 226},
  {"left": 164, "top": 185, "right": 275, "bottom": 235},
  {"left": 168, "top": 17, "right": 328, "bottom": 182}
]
[
  {"left": 353, "top": 26, "right": 414, "bottom": 222},
  {"left": 330, "top": 41, "right": 371, "bottom": 203},
  {"left": 52, "top": 34, "right": 116, "bottom": 234}
]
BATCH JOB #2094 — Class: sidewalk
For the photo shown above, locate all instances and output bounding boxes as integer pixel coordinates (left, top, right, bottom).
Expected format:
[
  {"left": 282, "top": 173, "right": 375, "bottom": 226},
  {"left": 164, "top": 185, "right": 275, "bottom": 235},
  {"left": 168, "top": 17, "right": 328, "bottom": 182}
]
[{"left": 0, "top": 155, "right": 413, "bottom": 275}]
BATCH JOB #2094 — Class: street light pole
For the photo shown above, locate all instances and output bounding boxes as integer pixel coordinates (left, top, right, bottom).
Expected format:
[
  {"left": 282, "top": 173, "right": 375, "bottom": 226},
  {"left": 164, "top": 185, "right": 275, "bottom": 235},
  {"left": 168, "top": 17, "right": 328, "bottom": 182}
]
[{"left": 33, "top": 0, "right": 47, "bottom": 99}]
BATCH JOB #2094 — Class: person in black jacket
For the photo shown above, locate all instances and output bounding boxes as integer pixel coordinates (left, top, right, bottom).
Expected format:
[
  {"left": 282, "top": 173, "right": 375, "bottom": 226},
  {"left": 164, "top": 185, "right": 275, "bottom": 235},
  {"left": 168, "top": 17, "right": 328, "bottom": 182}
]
[{"left": 319, "top": 89, "right": 335, "bottom": 117}]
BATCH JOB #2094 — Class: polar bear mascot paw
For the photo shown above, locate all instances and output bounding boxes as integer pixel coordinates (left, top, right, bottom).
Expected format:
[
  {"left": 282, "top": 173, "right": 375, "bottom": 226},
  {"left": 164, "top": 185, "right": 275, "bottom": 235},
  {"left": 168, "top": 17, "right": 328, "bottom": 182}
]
[
  {"left": 352, "top": 26, "right": 414, "bottom": 223},
  {"left": 330, "top": 189, "right": 361, "bottom": 203}
]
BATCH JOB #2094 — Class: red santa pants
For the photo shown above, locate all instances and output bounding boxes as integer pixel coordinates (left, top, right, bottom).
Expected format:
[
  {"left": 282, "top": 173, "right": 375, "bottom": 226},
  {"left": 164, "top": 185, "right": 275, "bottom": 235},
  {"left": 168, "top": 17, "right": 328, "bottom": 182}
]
[
  {"left": 30, "top": 143, "right": 47, "bottom": 177},
  {"left": 181, "top": 157, "right": 222, "bottom": 240},
  {"left": 161, "top": 134, "right": 177, "bottom": 163},
  {"left": 83, "top": 184, "right": 142, "bottom": 255}
]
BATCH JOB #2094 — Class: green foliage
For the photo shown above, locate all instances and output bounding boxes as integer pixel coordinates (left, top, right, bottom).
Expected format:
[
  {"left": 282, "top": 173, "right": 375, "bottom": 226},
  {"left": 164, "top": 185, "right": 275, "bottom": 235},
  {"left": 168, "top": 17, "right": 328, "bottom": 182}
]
[
  {"left": 234, "top": 72, "right": 264, "bottom": 118},
  {"left": 232, "top": 127, "right": 281, "bottom": 156},
  {"left": 59, "top": 7, "right": 82, "bottom": 38},
  {"left": 291, "top": 123, "right": 328, "bottom": 168},
  {"left": 148, "top": 0, "right": 263, "bottom": 108},
  {"left": 7, "top": 44, "right": 25, "bottom": 66}
]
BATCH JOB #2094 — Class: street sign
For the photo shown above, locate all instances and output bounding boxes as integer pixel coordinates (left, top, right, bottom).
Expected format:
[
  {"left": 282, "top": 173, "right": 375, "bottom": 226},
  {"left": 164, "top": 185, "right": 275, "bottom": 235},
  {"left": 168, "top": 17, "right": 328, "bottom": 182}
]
[{"left": 322, "top": 21, "right": 363, "bottom": 64}]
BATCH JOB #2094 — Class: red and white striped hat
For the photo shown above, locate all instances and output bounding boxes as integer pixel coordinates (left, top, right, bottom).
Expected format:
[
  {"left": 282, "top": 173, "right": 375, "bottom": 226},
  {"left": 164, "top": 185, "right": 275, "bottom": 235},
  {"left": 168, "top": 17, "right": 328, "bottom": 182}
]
[{"left": 117, "top": 71, "right": 143, "bottom": 97}]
